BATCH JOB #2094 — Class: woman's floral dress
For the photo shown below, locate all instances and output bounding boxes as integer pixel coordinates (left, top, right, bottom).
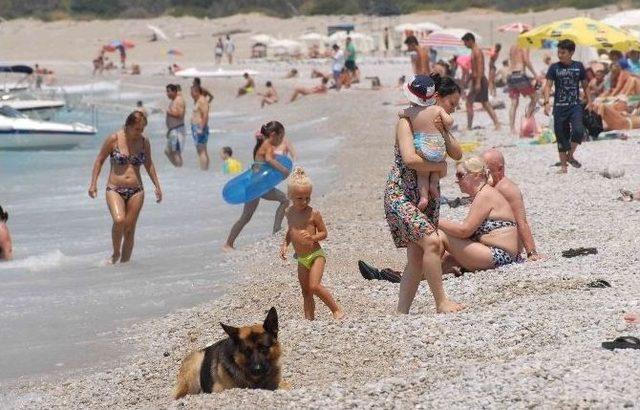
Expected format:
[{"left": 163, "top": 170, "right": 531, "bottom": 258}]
[{"left": 384, "top": 144, "right": 440, "bottom": 248}]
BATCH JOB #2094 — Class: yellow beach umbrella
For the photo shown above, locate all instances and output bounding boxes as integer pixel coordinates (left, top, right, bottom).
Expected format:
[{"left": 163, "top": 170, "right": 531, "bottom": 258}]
[{"left": 518, "top": 17, "right": 640, "bottom": 52}]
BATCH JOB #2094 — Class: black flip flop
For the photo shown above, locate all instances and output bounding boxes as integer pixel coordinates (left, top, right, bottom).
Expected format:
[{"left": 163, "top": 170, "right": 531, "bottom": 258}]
[
  {"left": 587, "top": 279, "right": 611, "bottom": 288},
  {"left": 562, "top": 247, "right": 598, "bottom": 258},
  {"left": 602, "top": 336, "right": 640, "bottom": 350},
  {"left": 358, "top": 260, "right": 380, "bottom": 281}
]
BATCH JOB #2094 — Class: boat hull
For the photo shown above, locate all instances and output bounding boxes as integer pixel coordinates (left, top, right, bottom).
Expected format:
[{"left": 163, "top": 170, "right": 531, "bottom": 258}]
[{"left": 0, "top": 131, "right": 95, "bottom": 150}]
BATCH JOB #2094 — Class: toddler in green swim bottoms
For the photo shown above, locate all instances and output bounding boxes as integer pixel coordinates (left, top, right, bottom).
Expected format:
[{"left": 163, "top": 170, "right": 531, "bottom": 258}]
[{"left": 280, "top": 167, "right": 344, "bottom": 320}]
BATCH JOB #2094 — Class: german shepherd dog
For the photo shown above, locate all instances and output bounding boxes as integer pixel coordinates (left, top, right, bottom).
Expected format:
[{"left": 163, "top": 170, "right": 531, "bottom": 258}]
[{"left": 173, "top": 307, "right": 282, "bottom": 399}]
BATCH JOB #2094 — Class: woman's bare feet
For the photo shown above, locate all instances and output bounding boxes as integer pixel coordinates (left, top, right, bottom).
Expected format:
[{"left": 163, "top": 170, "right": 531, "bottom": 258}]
[
  {"left": 107, "top": 253, "right": 120, "bottom": 264},
  {"left": 436, "top": 299, "right": 465, "bottom": 313},
  {"left": 222, "top": 245, "right": 235, "bottom": 252},
  {"left": 332, "top": 309, "right": 345, "bottom": 320}
]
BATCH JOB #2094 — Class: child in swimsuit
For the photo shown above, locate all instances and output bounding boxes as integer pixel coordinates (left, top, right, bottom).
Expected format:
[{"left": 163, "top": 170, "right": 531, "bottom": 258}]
[
  {"left": 280, "top": 167, "right": 344, "bottom": 321},
  {"left": 401, "top": 74, "right": 456, "bottom": 210}
]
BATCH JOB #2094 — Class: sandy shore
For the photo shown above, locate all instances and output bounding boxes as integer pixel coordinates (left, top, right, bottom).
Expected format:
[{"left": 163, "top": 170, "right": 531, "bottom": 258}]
[
  {"left": 2, "top": 61, "right": 640, "bottom": 407},
  {"left": 2, "top": 8, "right": 640, "bottom": 408}
]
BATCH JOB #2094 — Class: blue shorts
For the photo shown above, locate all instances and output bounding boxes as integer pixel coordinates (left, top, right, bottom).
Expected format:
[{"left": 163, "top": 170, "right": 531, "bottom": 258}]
[
  {"left": 553, "top": 105, "right": 584, "bottom": 153},
  {"left": 191, "top": 124, "right": 209, "bottom": 146}
]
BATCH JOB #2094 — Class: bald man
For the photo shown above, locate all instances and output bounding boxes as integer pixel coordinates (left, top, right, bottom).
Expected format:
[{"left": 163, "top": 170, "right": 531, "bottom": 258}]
[{"left": 482, "top": 149, "right": 539, "bottom": 261}]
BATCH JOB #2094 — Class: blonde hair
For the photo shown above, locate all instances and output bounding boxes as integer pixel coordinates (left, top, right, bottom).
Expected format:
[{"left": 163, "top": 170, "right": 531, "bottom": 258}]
[
  {"left": 287, "top": 167, "right": 313, "bottom": 194},
  {"left": 458, "top": 156, "right": 492, "bottom": 184}
]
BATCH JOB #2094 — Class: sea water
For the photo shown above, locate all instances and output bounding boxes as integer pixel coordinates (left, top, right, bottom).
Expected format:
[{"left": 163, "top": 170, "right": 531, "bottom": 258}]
[{"left": 0, "top": 88, "right": 339, "bottom": 381}]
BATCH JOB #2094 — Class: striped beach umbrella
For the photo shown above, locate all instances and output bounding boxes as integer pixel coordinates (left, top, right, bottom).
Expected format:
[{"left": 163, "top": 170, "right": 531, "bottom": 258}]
[{"left": 498, "top": 22, "right": 532, "bottom": 33}]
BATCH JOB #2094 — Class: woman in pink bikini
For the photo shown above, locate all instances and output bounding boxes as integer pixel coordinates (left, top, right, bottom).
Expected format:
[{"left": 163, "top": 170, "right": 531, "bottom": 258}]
[{"left": 88, "top": 111, "right": 162, "bottom": 264}]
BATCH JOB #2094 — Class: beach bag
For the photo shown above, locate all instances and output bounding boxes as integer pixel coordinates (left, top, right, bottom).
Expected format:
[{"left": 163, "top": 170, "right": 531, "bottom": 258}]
[
  {"left": 583, "top": 109, "right": 603, "bottom": 139},
  {"left": 520, "top": 114, "right": 539, "bottom": 138}
]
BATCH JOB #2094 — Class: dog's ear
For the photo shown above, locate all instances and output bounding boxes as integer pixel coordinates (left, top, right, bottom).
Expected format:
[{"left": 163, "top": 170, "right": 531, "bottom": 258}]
[
  {"left": 220, "top": 322, "right": 239, "bottom": 341},
  {"left": 263, "top": 307, "right": 278, "bottom": 339}
]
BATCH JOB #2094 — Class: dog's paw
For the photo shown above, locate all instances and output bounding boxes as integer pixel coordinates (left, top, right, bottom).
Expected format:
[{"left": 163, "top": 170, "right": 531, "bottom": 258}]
[{"left": 278, "top": 379, "right": 291, "bottom": 390}]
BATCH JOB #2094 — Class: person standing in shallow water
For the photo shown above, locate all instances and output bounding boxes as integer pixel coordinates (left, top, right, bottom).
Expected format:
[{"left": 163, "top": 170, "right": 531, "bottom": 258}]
[
  {"left": 224, "top": 121, "right": 290, "bottom": 251},
  {"left": 88, "top": 111, "right": 162, "bottom": 264},
  {"left": 0, "top": 206, "right": 13, "bottom": 261}
]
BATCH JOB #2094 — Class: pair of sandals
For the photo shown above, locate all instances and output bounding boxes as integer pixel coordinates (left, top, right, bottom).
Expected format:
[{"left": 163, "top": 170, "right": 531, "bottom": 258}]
[
  {"left": 552, "top": 159, "right": 582, "bottom": 168},
  {"left": 358, "top": 261, "right": 401, "bottom": 283}
]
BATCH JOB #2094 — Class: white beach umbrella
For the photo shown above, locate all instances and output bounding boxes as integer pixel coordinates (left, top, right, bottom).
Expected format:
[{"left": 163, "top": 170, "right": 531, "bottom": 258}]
[
  {"left": 299, "top": 32, "right": 329, "bottom": 42},
  {"left": 602, "top": 10, "right": 640, "bottom": 29},
  {"left": 413, "top": 22, "right": 443, "bottom": 32},
  {"left": 270, "top": 39, "right": 303, "bottom": 56},
  {"left": 394, "top": 23, "right": 418, "bottom": 33},
  {"left": 436, "top": 28, "right": 482, "bottom": 44},
  {"left": 250, "top": 34, "right": 275, "bottom": 45},
  {"left": 147, "top": 24, "right": 168, "bottom": 41}
]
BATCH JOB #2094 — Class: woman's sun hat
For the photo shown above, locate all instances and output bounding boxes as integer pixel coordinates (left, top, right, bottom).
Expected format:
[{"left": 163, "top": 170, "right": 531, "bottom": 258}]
[{"left": 402, "top": 74, "right": 436, "bottom": 106}]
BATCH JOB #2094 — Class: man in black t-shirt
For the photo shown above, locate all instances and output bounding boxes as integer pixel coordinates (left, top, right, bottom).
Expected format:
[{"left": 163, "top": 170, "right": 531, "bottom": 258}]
[{"left": 543, "top": 39, "right": 590, "bottom": 174}]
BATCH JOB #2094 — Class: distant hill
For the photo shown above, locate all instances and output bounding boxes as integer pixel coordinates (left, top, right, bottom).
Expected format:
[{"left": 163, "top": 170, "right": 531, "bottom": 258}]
[{"left": 0, "top": 0, "right": 626, "bottom": 20}]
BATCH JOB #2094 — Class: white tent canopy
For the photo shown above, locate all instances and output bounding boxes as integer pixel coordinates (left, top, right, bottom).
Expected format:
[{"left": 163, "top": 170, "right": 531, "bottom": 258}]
[
  {"left": 250, "top": 34, "right": 275, "bottom": 45},
  {"left": 394, "top": 22, "right": 442, "bottom": 33},
  {"left": 328, "top": 31, "right": 376, "bottom": 53}
]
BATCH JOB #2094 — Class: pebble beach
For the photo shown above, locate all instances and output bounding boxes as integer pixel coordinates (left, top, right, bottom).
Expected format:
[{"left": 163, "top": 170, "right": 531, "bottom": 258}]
[{"left": 2, "top": 7, "right": 640, "bottom": 408}]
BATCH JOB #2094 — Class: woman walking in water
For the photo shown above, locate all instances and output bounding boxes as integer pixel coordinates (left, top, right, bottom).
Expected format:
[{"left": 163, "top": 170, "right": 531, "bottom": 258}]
[
  {"left": 224, "top": 121, "right": 290, "bottom": 251},
  {"left": 88, "top": 111, "right": 162, "bottom": 264}
]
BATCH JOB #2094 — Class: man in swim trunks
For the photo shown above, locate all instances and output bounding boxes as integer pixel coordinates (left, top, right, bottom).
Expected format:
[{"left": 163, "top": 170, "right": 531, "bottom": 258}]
[
  {"left": 507, "top": 36, "right": 538, "bottom": 135},
  {"left": 462, "top": 32, "right": 500, "bottom": 131},
  {"left": 165, "top": 84, "right": 186, "bottom": 167},
  {"left": 191, "top": 85, "right": 210, "bottom": 171}
]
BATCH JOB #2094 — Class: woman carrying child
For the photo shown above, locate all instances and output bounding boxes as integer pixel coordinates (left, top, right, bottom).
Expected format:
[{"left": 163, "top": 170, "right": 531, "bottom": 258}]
[{"left": 384, "top": 73, "right": 464, "bottom": 314}]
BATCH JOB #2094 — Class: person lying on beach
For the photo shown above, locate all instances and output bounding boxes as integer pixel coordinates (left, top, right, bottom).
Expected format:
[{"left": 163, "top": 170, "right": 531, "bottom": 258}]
[
  {"left": 0, "top": 206, "right": 13, "bottom": 261},
  {"left": 237, "top": 73, "right": 255, "bottom": 97},
  {"left": 438, "top": 157, "right": 521, "bottom": 273},
  {"left": 259, "top": 81, "right": 279, "bottom": 108},
  {"left": 597, "top": 102, "right": 640, "bottom": 130},
  {"left": 280, "top": 167, "right": 344, "bottom": 320},
  {"left": 289, "top": 78, "right": 328, "bottom": 102},
  {"left": 400, "top": 74, "right": 461, "bottom": 211},
  {"left": 285, "top": 68, "right": 299, "bottom": 79}
]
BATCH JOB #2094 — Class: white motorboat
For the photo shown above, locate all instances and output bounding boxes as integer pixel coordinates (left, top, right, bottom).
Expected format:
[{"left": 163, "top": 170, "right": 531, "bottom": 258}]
[
  {"left": 1, "top": 65, "right": 33, "bottom": 92},
  {"left": 0, "top": 106, "right": 96, "bottom": 150},
  {"left": 175, "top": 67, "right": 259, "bottom": 78},
  {"left": 0, "top": 94, "right": 65, "bottom": 113}
]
